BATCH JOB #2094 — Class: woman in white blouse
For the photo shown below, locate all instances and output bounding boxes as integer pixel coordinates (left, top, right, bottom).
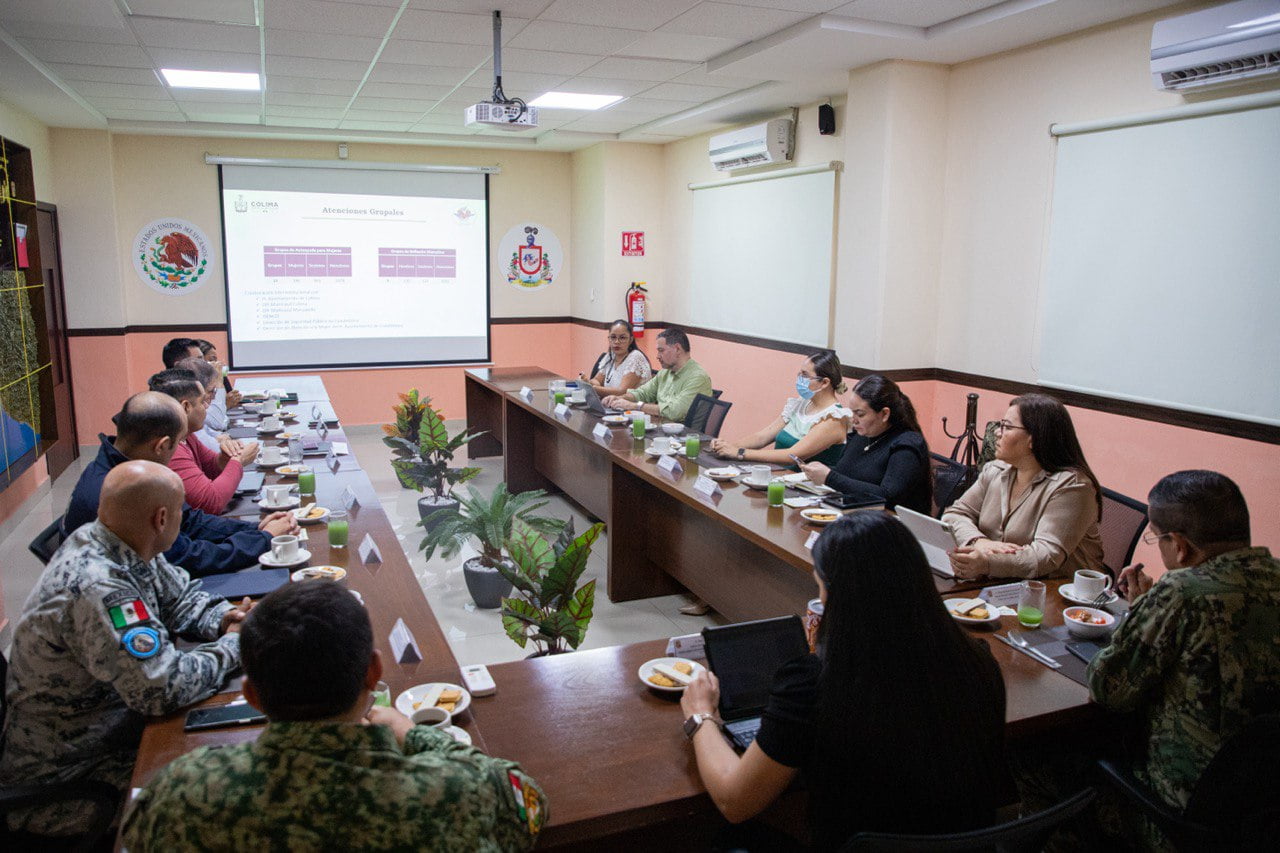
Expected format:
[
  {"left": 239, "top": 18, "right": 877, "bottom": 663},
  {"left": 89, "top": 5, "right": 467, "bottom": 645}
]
[{"left": 582, "top": 319, "right": 653, "bottom": 397}]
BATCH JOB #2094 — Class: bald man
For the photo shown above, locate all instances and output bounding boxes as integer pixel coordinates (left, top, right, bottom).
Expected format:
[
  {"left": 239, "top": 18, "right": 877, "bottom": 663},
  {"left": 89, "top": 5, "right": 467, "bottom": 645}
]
[
  {"left": 0, "top": 461, "right": 245, "bottom": 839},
  {"left": 63, "top": 391, "right": 295, "bottom": 577}
]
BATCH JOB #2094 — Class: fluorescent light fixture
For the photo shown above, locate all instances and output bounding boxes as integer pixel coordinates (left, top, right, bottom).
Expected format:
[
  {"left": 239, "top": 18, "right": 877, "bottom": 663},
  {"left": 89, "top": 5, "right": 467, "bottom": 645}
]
[
  {"left": 528, "top": 92, "right": 623, "bottom": 110},
  {"left": 161, "top": 69, "right": 261, "bottom": 90}
]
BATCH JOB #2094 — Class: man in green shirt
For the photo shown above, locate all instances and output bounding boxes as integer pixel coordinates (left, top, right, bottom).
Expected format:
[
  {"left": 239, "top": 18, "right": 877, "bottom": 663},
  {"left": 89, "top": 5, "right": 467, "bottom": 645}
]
[
  {"left": 123, "top": 581, "right": 546, "bottom": 852},
  {"left": 603, "top": 327, "right": 712, "bottom": 422}
]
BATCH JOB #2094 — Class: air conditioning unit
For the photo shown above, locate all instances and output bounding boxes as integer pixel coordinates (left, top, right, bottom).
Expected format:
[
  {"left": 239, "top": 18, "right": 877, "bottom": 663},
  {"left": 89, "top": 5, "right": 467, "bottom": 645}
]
[
  {"left": 1151, "top": 0, "right": 1280, "bottom": 91},
  {"left": 709, "top": 119, "right": 793, "bottom": 171}
]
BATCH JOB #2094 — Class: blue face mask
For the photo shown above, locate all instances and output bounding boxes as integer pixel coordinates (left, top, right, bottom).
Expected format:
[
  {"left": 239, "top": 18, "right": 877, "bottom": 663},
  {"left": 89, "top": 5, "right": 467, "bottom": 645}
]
[{"left": 796, "top": 376, "right": 816, "bottom": 399}]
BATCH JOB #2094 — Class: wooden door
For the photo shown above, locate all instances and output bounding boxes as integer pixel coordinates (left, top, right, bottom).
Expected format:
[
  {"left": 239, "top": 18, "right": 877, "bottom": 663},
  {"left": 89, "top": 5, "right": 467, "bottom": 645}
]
[{"left": 35, "top": 203, "right": 77, "bottom": 480}]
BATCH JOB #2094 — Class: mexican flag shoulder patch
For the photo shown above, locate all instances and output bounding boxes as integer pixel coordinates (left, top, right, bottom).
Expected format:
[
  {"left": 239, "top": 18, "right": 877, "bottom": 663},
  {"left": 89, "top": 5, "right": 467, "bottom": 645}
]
[{"left": 108, "top": 599, "right": 150, "bottom": 630}]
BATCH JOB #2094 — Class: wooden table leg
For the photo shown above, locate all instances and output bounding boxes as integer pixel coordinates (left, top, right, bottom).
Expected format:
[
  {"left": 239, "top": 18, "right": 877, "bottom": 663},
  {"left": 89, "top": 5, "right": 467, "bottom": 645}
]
[
  {"left": 504, "top": 402, "right": 555, "bottom": 494},
  {"left": 464, "top": 376, "right": 505, "bottom": 458}
]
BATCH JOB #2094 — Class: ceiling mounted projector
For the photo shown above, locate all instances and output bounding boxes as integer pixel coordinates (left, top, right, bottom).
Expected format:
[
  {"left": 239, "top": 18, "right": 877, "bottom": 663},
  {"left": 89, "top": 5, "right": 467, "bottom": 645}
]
[{"left": 465, "top": 10, "right": 538, "bottom": 132}]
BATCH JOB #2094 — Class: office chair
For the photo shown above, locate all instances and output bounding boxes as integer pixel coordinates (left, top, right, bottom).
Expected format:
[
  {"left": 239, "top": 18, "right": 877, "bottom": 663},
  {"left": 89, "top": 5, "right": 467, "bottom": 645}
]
[
  {"left": 1096, "top": 714, "right": 1280, "bottom": 852},
  {"left": 843, "top": 787, "right": 1097, "bottom": 852},
  {"left": 929, "top": 453, "right": 972, "bottom": 518},
  {"left": 1098, "top": 488, "right": 1148, "bottom": 578},
  {"left": 684, "top": 394, "right": 732, "bottom": 438},
  {"left": 28, "top": 515, "right": 67, "bottom": 565}
]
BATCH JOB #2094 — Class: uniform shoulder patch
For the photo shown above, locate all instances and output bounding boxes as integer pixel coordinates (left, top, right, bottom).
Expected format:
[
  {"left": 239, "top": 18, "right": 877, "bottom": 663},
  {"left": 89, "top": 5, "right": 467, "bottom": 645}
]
[
  {"left": 122, "top": 626, "right": 162, "bottom": 659},
  {"left": 108, "top": 598, "right": 150, "bottom": 630}
]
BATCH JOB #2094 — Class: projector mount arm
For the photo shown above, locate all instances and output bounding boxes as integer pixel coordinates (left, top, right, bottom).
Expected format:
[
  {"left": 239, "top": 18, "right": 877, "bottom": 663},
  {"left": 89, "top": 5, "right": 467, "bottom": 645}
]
[{"left": 490, "top": 10, "right": 527, "bottom": 123}]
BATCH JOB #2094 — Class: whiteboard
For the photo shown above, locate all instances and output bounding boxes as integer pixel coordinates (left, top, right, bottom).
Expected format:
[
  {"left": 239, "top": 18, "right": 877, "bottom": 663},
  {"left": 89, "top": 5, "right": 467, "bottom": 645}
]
[
  {"left": 1039, "top": 105, "right": 1280, "bottom": 426},
  {"left": 690, "top": 170, "right": 836, "bottom": 348}
]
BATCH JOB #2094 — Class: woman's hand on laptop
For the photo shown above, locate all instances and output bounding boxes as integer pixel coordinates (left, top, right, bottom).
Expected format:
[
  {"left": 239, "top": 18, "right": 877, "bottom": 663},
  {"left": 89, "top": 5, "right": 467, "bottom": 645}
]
[{"left": 681, "top": 670, "right": 720, "bottom": 718}]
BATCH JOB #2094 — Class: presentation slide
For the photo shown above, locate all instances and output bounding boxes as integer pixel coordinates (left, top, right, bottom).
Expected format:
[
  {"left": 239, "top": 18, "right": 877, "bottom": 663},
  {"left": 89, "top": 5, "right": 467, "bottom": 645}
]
[{"left": 220, "top": 164, "right": 489, "bottom": 369}]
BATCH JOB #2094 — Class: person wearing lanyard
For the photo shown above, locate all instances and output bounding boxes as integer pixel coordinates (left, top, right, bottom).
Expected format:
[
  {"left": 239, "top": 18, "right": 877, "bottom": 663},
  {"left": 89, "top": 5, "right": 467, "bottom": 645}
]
[{"left": 581, "top": 318, "right": 652, "bottom": 397}]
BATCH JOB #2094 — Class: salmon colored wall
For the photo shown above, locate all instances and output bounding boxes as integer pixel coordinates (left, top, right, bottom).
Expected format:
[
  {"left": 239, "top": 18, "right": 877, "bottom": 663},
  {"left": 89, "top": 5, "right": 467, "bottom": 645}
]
[{"left": 68, "top": 324, "right": 574, "bottom": 445}]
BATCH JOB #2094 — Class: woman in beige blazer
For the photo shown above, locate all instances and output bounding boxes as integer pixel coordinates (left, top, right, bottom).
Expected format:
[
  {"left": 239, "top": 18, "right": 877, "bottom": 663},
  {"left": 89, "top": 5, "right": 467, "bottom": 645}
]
[{"left": 943, "top": 394, "right": 1104, "bottom": 579}]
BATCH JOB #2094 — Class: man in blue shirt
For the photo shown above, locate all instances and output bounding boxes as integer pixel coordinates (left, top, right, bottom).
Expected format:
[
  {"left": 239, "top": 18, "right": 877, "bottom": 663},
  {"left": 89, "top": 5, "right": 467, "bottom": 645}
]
[{"left": 63, "top": 392, "right": 296, "bottom": 576}]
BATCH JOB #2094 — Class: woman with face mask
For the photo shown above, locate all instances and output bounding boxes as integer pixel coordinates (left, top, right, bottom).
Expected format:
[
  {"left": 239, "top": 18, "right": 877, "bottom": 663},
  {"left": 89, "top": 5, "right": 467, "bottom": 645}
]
[{"left": 709, "top": 351, "right": 851, "bottom": 469}]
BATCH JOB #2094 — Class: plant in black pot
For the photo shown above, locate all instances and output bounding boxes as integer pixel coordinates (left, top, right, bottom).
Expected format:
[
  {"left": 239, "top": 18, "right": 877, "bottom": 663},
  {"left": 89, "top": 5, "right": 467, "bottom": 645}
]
[
  {"left": 419, "top": 484, "right": 566, "bottom": 609},
  {"left": 383, "top": 390, "right": 483, "bottom": 530},
  {"left": 499, "top": 518, "right": 604, "bottom": 656}
]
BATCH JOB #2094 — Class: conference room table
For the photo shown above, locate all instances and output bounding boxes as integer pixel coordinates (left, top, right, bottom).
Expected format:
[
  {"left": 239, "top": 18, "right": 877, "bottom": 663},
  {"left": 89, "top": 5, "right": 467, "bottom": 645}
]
[{"left": 127, "top": 372, "right": 1103, "bottom": 850}]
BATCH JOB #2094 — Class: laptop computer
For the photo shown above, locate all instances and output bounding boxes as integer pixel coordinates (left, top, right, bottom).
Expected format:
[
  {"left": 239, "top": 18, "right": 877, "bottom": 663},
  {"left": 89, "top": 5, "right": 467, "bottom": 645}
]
[
  {"left": 895, "top": 505, "right": 958, "bottom": 578},
  {"left": 701, "top": 616, "right": 810, "bottom": 751},
  {"left": 575, "top": 383, "right": 610, "bottom": 417}
]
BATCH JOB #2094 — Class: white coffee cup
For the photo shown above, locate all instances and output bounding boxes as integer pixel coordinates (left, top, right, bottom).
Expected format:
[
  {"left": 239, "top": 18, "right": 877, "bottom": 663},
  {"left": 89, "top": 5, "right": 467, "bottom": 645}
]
[
  {"left": 262, "top": 415, "right": 282, "bottom": 431},
  {"left": 260, "top": 396, "right": 278, "bottom": 414},
  {"left": 410, "top": 706, "right": 452, "bottom": 728},
  {"left": 745, "top": 464, "right": 772, "bottom": 486},
  {"left": 259, "top": 446, "right": 285, "bottom": 465},
  {"left": 1074, "top": 569, "right": 1112, "bottom": 599},
  {"left": 264, "top": 484, "right": 292, "bottom": 505},
  {"left": 271, "top": 534, "right": 299, "bottom": 562},
  {"left": 571, "top": 390, "right": 586, "bottom": 403},
  {"left": 652, "top": 436, "right": 671, "bottom": 453}
]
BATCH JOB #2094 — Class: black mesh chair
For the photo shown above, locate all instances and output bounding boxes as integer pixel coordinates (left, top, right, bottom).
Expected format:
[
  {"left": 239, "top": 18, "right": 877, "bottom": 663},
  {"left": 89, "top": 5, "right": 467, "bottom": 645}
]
[
  {"left": 1097, "top": 714, "right": 1280, "bottom": 851},
  {"left": 0, "top": 651, "right": 121, "bottom": 851},
  {"left": 711, "top": 388, "right": 723, "bottom": 400},
  {"left": 930, "top": 453, "right": 973, "bottom": 518},
  {"left": 684, "top": 394, "right": 732, "bottom": 438},
  {"left": 843, "top": 787, "right": 1097, "bottom": 853},
  {"left": 28, "top": 515, "right": 66, "bottom": 565},
  {"left": 1098, "top": 488, "right": 1148, "bottom": 578}
]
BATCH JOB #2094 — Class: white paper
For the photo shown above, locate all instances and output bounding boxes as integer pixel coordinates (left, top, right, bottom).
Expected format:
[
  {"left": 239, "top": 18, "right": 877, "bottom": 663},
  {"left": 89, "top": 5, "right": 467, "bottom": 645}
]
[
  {"left": 592, "top": 422, "right": 610, "bottom": 440},
  {"left": 805, "top": 531, "right": 819, "bottom": 550},
  {"left": 332, "top": 441, "right": 349, "bottom": 455},
  {"left": 340, "top": 486, "right": 359, "bottom": 510},
  {"left": 693, "top": 475, "right": 722, "bottom": 498},
  {"left": 358, "top": 533, "right": 382, "bottom": 564},
  {"left": 657, "top": 454, "right": 681, "bottom": 474},
  {"left": 554, "top": 402, "right": 569, "bottom": 417},
  {"left": 389, "top": 617, "right": 422, "bottom": 664},
  {"left": 519, "top": 386, "right": 533, "bottom": 400}
]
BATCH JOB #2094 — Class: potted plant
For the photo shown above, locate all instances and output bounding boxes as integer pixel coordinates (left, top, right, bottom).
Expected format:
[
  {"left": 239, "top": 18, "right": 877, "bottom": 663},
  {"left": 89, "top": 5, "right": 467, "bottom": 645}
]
[
  {"left": 498, "top": 519, "right": 604, "bottom": 656},
  {"left": 383, "top": 391, "right": 484, "bottom": 530},
  {"left": 419, "top": 484, "right": 566, "bottom": 608}
]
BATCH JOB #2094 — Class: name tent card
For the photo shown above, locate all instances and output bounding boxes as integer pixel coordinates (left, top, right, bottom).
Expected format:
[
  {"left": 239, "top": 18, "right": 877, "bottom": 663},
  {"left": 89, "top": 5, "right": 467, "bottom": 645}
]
[
  {"left": 389, "top": 618, "right": 422, "bottom": 664},
  {"left": 340, "top": 486, "right": 359, "bottom": 511},
  {"left": 665, "top": 632, "right": 706, "bottom": 660},
  {"left": 980, "top": 582, "right": 1024, "bottom": 607},
  {"left": 693, "top": 475, "right": 722, "bottom": 499},
  {"left": 554, "top": 402, "right": 570, "bottom": 418},
  {"left": 657, "top": 454, "right": 682, "bottom": 475},
  {"left": 519, "top": 386, "right": 533, "bottom": 401},
  {"left": 592, "top": 422, "right": 610, "bottom": 441},
  {"left": 805, "top": 531, "right": 819, "bottom": 550},
  {"left": 358, "top": 533, "right": 382, "bottom": 565},
  {"left": 332, "top": 441, "right": 349, "bottom": 455}
]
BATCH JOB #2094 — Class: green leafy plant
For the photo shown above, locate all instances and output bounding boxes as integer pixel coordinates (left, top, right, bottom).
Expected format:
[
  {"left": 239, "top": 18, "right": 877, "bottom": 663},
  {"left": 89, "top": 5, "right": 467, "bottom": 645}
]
[
  {"left": 499, "top": 518, "right": 604, "bottom": 655},
  {"left": 383, "top": 390, "right": 483, "bottom": 499},
  {"left": 419, "top": 483, "right": 565, "bottom": 567}
]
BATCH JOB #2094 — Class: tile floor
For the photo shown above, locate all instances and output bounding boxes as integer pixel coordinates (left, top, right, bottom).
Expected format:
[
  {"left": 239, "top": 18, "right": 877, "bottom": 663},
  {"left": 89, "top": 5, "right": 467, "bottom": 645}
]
[{"left": 0, "top": 424, "right": 723, "bottom": 662}]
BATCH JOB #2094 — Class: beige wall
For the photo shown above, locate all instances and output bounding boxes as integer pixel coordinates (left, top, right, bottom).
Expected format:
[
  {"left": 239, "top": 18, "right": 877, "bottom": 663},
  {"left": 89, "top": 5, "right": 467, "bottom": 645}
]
[
  {"left": 48, "top": 132, "right": 574, "bottom": 329},
  {"left": 0, "top": 99, "right": 53, "bottom": 202}
]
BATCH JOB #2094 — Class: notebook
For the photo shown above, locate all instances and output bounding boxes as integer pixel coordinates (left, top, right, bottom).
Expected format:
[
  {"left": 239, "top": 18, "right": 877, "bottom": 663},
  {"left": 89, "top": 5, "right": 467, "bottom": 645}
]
[
  {"left": 197, "top": 568, "right": 290, "bottom": 600},
  {"left": 701, "top": 616, "right": 810, "bottom": 751}
]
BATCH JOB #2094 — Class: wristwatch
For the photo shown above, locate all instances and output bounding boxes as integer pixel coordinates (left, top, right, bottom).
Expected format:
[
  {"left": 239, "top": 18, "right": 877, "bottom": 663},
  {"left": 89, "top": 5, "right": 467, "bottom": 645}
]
[
  {"left": 683, "top": 712, "right": 717, "bottom": 740},
  {"left": 736, "top": 447, "right": 746, "bottom": 460}
]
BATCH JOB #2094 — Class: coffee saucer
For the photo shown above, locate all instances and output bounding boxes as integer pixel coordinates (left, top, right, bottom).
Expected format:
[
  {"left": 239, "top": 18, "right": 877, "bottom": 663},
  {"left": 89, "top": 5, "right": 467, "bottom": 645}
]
[
  {"left": 259, "top": 548, "right": 311, "bottom": 568},
  {"left": 1059, "top": 583, "right": 1118, "bottom": 606},
  {"left": 258, "top": 495, "right": 301, "bottom": 510}
]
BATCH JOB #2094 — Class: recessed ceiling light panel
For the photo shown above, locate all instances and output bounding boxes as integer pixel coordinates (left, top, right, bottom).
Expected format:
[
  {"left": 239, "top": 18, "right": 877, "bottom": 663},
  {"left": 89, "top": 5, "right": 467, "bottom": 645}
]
[
  {"left": 528, "top": 92, "right": 624, "bottom": 110},
  {"left": 161, "top": 69, "right": 261, "bottom": 91}
]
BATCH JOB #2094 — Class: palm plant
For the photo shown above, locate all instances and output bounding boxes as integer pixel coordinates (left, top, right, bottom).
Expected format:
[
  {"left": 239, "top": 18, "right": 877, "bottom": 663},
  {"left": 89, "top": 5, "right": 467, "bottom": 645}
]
[
  {"left": 419, "top": 483, "right": 565, "bottom": 569},
  {"left": 499, "top": 518, "right": 604, "bottom": 655}
]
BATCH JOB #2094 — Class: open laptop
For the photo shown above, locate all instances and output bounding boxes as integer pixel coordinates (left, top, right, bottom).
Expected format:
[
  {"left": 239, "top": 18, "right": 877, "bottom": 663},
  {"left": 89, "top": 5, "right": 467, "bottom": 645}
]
[
  {"left": 575, "top": 383, "right": 610, "bottom": 417},
  {"left": 895, "top": 505, "right": 958, "bottom": 578},
  {"left": 701, "top": 616, "right": 810, "bottom": 751}
]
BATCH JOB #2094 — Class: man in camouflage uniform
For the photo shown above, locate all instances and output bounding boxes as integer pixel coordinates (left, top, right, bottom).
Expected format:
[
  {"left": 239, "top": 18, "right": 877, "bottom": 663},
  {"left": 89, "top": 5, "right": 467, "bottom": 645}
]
[
  {"left": 0, "top": 461, "right": 245, "bottom": 838},
  {"left": 1089, "top": 470, "right": 1280, "bottom": 817},
  {"left": 123, "top": 579, "right": 547, "bottom": 852}
]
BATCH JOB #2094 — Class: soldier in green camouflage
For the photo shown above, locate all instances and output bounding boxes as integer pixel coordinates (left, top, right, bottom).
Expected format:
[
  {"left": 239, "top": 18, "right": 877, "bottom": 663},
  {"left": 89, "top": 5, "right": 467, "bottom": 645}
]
[
  {"left": 1088, "top": 470, "right": 1280, "bottom": 814},
  {"left": 0, "top": 461, "right": 245, "bottom": 838},
  {"left": 123, "top": 579, "right": 547, "bottom": 852}
]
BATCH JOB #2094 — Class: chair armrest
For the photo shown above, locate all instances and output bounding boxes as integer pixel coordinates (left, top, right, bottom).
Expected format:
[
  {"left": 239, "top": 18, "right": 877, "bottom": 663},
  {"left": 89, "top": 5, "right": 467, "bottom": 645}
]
[
  {"left": 0, "top": 780, "right": 121, "bottom": 850},
  {"left": 1094, "top": 760, "right": 1183, "bottom": 825}
]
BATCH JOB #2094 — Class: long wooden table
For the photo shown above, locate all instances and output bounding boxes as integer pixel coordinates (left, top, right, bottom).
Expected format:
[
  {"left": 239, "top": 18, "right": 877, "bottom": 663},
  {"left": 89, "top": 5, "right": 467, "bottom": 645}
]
[{"left": 127, "top": 372, "right": 1102, "bottom": 850}]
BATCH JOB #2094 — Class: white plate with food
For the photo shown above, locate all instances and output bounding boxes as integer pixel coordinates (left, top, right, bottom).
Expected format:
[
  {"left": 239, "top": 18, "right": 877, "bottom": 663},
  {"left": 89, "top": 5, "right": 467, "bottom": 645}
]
[
  {"left": 943, "top": 598, "right": 1002, "bottom": 624},
  {"left": 274, "top": 464, "right": 308, "bottom": 477},
  {"left": 259, "top": 548, "right": 311, "bottom": 569},
  {"left": 1063, "top": 606, "right": 1116, "bottom": 640},
  {"left": 799, "top": 507, "right": 841, "bottom": 525},
  {"left": 601, "top": 414, "right": 630, "bottom": 426},
  {"left": 638, "top": 657, "right": 706, "bottom": 692},
  {"left": 276, "top": 410, "right": 298, "bottom": 421},
  {"left": 644, "top": 444, "right": 680, "bottom": 456},
  {"left": 396, "top": 683, "right": 471, "bottom": 718},
  {"left": 291, "top": 565, "right": 346, "bottom": 582},
  {"left": 293, "top": 504, "right": 330, "bottom": 524},
  {"left": 704, "top": 466, "right": 742, "bottom": 481}
]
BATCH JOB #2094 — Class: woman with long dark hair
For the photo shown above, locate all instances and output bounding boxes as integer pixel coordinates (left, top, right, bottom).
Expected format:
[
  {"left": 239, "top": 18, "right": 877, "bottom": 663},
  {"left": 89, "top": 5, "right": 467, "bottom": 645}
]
[
  {"left": 943, "top": 393, "right": 1104, "bottom": 579},
  {"left": 680, "top": 513, "right": 1010, "bottom": 849},
  {"left": 580, "top": 319, "right": 652, "bottom": 397},
  {"left": 799, "top": 374, "right": 931, "bottom": 513},
  {"left": 710, "top": 350, "right": 852, "bottom": 468}
]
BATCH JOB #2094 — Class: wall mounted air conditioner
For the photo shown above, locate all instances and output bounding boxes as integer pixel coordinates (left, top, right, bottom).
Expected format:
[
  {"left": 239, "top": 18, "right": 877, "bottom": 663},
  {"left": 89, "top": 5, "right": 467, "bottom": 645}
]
[
  {"left": 709, "top": 119, "right": 793, "bottom": 171},
  {"left": 1151, "top": 0, "right": 1280, "bottom": 91}
]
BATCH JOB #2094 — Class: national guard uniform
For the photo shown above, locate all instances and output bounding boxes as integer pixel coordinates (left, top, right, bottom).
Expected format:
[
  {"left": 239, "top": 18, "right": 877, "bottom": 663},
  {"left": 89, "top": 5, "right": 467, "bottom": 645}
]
[
  {"left": 0, "top": 520, "right": 239, "bottom": 836},
  {"left": 123, "top": 721, "right": 547, "bottom": 852}
]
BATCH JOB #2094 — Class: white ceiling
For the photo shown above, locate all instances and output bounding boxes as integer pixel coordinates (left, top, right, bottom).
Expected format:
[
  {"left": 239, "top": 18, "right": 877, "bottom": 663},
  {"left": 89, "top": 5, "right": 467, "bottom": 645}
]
[{"left": 0, "top": 0, "right": 1188, "bottom": 151}]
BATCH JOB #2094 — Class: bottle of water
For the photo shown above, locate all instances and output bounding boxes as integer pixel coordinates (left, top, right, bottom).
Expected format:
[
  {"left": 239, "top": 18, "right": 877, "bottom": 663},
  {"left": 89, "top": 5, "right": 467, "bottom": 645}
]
[{"left": 287, "top": 435, "right": 304, "bottom": 464}]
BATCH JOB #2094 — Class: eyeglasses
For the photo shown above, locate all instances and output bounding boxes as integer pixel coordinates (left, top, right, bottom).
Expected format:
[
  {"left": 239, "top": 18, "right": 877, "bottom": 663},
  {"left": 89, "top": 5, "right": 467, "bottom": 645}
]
[
  {"left": 797, "top": 372, "right": 819, "bottom": 381},
  {"left": 1142, "top": 530, "right": 1174, "bottom": 545},
  {"left": 607, "top": 334, "right": 630, "bottom": 342},
  {"left": 995, "top": 421, "right": 1028, "bottom": 433}
]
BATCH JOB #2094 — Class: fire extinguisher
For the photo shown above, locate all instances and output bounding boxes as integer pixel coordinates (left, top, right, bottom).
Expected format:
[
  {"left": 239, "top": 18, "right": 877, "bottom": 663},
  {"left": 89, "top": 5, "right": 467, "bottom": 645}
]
[{"left": 626, "top": 282, "right": 648, "bottom": 337}]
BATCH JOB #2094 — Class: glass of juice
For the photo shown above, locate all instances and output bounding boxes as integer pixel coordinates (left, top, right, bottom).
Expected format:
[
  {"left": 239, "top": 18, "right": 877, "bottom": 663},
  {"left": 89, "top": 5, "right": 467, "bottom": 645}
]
[
  {"left": 631, "top": 416, "right": 646, "bottom": 439},
  {"left": 328, "top": 509, "right": 350, "bottom": 549},
  {"left": 554, "top": 391, "right": 566, "bottom": 405},
  {"left": 685, "top": 435, "right": 701, "bottom": 459},
  {"left": 1017, "top": 580, "right": 1046, "bottom": 627},
  {"left": 296, "top": 466, "right": 315, "bottom": 496},
  {"left": 372, "top": 681, "right": 391, "bottom": 707},
  {"left": 767, "top": 480, "right": 785, "bottom": 507}
]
